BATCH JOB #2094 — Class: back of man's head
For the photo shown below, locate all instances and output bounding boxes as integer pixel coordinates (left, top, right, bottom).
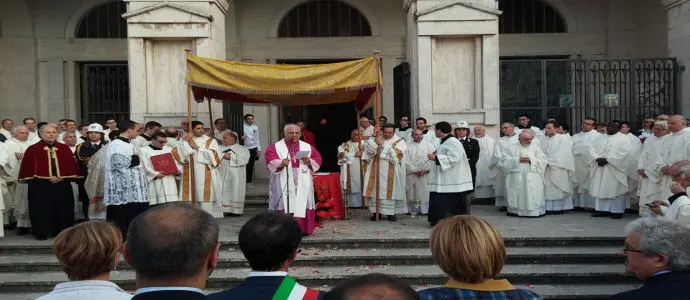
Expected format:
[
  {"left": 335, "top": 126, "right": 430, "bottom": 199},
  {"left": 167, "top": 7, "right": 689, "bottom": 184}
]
[
  {"left": 239, "top": 212, "right": 302, "bottom": 271},
  {"left": 324, "top": 274, "right": 418, "bottom": 300},
  {"left": 125, "top": 202, "right": 219, "bottom": 283}
]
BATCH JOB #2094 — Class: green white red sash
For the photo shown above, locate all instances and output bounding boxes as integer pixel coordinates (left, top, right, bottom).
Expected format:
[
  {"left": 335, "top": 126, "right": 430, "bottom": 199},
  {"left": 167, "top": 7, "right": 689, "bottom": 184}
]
[{"left": 272, "top": 276, "right": 319, "bottom": 300}]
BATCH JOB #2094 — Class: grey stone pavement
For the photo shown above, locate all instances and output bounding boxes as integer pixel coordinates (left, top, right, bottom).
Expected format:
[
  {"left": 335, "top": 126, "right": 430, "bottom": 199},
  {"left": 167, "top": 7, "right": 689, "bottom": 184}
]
[{"left": 0, "top": 204, "right": 632, "bottom": 247}]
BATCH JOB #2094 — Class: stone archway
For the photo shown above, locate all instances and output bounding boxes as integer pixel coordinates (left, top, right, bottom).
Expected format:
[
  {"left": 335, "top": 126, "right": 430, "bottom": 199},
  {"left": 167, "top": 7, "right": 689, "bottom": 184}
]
[{"left": 268, "top": 0, "right": 380, "bottom": 38}]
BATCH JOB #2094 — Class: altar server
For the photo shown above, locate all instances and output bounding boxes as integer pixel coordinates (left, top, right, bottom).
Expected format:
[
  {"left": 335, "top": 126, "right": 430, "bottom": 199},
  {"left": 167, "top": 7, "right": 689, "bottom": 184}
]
[
  {"left": 491, "top": 122, "right": 519, "bottom": 211},
  {"left": 427, "top": 122, "right": 473, "bottom": 225},
  {"left": 405, "top": 129, "right": 435, "bottom": 215},
  {"left": 218, "top": 131, "right": 250, "bottom": 215},
  {"left": 140, "top": 132, "right": 182, "bottom": 205}
]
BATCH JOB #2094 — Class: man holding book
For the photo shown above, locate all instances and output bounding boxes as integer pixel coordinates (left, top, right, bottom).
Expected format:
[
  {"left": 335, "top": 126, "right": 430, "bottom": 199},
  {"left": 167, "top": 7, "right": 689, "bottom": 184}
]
[{"left": 140, "top": 132, "right": 182, "bottom": 206}]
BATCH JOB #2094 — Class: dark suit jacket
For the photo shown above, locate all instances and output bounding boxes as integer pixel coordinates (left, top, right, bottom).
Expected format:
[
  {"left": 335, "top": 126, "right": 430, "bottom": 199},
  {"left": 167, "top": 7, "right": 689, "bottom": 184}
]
[
  {"left": 208, "top": 276, "right": 325, "bottom": 300},
  {"left": 459, "top": 137, "right": 480, "bottom": 186},
  {"left": 132, "top": 290, "right": 206, "bottom": 300},
  {"left": 609, "top": 271, "right": 690, "bottom": 300}
]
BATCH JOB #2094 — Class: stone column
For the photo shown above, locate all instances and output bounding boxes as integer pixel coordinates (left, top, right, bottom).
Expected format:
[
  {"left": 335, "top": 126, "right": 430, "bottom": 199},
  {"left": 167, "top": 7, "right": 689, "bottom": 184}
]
[
  {"left": 123, "top": 0, "right": 228, "bottom": 127},
  {"left": 663, "top": 0, "right": 690, "bottom": 116},
  {"left": 407, "top": 0, "right": 501, "bottom": 136}
]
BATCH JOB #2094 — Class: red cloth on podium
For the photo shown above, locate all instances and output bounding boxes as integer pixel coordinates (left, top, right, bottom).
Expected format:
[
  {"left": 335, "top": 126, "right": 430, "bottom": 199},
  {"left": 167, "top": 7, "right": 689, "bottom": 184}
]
[{"left": 314, "top": 173, "right": 345, "bottom": 220}]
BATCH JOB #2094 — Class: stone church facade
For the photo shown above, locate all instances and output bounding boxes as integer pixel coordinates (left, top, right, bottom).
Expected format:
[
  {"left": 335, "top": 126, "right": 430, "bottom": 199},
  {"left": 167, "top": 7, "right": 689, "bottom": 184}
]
[{"left": 0, "top": 0, "right": 688, "bottom": 177}]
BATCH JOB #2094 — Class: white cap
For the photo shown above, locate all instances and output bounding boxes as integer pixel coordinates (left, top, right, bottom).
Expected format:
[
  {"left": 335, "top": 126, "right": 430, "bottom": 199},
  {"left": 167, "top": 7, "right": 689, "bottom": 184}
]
[
  {"left": 456, "top": 121, "right": 470, "bottom": 130},
  {"left": 86, "top": 123, "right": 105, "bottom": 134}
]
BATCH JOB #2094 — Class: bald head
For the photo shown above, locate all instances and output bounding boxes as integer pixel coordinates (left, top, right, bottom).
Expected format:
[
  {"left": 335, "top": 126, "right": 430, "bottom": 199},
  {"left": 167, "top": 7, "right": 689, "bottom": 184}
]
[
  {"left": 518, "top": 130, "right": 535, "bottom": 146},
  {"left": 668, "top": 115, "right": 687, "bottom": 133},
  {"left": 324, "top": 273, "right": 418, "bottom": 300},
  {"left": 125, "top": 202, "right": 219, "bottom": 280}
]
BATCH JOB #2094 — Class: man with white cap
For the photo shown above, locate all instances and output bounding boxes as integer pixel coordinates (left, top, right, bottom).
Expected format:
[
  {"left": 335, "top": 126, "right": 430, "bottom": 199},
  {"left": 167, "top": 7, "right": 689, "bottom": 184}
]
[{"left": 74, "top": 123, "right": 108, "bottom": 220}]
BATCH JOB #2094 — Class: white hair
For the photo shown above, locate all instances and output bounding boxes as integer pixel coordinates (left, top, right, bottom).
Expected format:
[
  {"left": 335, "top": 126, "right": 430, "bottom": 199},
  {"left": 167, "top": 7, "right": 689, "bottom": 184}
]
[
  {"left": 223, "top": 130, "right": 239, "bottom": 139},
  {"left": 519, "top": 130, "right": 535, "bottom": 139},
  {"left": 12, "top": 125, "right": 28, "bottom": 134},
  {"left": 39, "top": 124, "right": 58, "bottom": 134},
  {"left": 655, "top": 120, "right": 669, "bottom": 129},
  {"left": 625, "top": 217, "right": 690, "bottom": 271},
  {"left": 283, "top": 123, "right": 299, "bottom": 133}
]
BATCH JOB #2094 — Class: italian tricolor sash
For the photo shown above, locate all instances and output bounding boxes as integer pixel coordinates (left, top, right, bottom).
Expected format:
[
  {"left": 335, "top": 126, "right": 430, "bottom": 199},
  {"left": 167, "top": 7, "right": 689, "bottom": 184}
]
[{"left": 272, "top": 276, "right": 320, "bottom": 300}]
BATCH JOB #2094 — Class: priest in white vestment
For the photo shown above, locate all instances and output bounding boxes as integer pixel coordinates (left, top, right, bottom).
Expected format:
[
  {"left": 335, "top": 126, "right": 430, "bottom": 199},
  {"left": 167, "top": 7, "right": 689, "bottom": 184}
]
[
  {"left": 338, "top": 130, "right": 367, "bottom": 208},
  {"left": 404, "top": 129, "right": 435, "bottom": 216},
  {"left": 363, "top": 124, "right": 407, "bottom": 221},
  {"left": 140, "top": 132, "right": 182, "bottom": 206},
  {"left": 265, "top": 124, "right": 322, "bottom": 235},
  {"left": 572, "top": 119, "right": 601, "bottom": 209},
  {"left": 218, "top": 131, "right": 250, "bottom": 215},
  {"left": 586, "top": 121, "right": 634, "bottom": 219},
  {"left": 541, "top": 122, "right": 575, "bottom": 213},
  {"left": 637, "top": 121, "right": 669, "bottom": 216},
  {"left": 472, "top": 126, "right": 496, "bottom": 199},
  {"left": 651, "top": 181, "right": 690, "bottom": 226},
  {"left": 0, "top": 142, "right": 18, "bottom": 236},
  {"left": 498, "top": 130, "right": 547, "bottom": 217},
  {"left": 405, "top": 117, "right": 437, "bottom": 144},
  {"left": 659, "top": 115, "right": 690, "bottom": 199},
  {"left": 358, "top": 117, "right": 375, "bottom": 140},
  {"left": 172, "top": 121, "right": 224, "bottom": 218},
  {"left": 427, "top": 122, "right": 474, "bottom": 225},
  {"left": 4, "top": 126, "right": 33, "bottom": 233},
  {"left": 621, "top": 125, "right": 643, "bottom": 208},
  {"left": 491, "top": 122, "right": 519, "bottom": 211}
]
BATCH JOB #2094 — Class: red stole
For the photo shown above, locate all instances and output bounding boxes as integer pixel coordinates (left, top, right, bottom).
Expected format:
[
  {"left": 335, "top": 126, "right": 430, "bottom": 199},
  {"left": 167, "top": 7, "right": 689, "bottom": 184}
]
[{"left": 18, "top": 140, "right": 82, "bottom": 182}]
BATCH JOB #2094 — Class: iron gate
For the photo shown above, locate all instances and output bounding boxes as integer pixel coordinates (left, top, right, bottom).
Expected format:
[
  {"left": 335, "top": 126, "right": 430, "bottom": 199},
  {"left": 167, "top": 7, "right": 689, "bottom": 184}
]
[
  {"left": 500, "top": 58, "right": 680, "bottom": 132},
  {"left": 80, "top": 63, "right": 130, "bottom": 124},
  {"left": 222, "top": 101, "right": 244, "bottom": 135}
]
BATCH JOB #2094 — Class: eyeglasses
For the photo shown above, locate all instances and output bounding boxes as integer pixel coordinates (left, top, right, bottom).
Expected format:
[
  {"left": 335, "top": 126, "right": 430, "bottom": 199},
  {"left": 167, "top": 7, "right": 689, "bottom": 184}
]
[{"left": 622, "top": 246, "right": 644, "bottom": 253}]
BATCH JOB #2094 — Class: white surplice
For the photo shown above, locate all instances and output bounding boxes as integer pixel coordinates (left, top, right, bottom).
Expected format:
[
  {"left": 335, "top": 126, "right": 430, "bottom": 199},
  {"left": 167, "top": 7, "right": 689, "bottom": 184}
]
[
  {"left": 660, "top": 193, "right": 690, "bottom": 226},
  {"left": 659, "top": 127, "right": 690, "bottom": 198},
  {"left": 140, "top": 145, "right": 182, "bottom": 205},
  {"left": 404, "top": 139, "right": 436, "bottom": 214},
  {"left": 0, "top": 142, "right": 18, "bottom": 236},
  {"left": 428, "top": 137, "right": 474, "bottom": 193},
  {"left": 491, "top": 134, "right": 519, "bottom": 207},
  {"left": 4, "top": 138, "right": 31, "bottom": 227},
  {"left": 173, "top": 135, "right": 224, "bottom": 218},
  {"left": 131, "top": 134, "right": 152, "bottom": 150},
  {"left": 586, "top": 133, "right": 633, "bottom": 213},
  {"left": 540, "top": 134, "right": 575, "bottom": 211},
  {"left": 473, "top": 135, "right": 496, "bottom": 199},
  {"left": 338, "top": 140, "right": 368, "bottom": 208},
  {"left": 572, "top": 130, "right": 601, "bottom": 208},
  {"left": 363, "top": 136, "right": 407, "bottom": 216},
  {"left": 498, "top": 142, "right": 547, "bottom": 217},
  {"left": 218, "top": 143, "right": 250, "bottom": 214},
  {"left": 623, "top": 133, "right": 643, "bottom": 207},
  {"left": 637, "top": 134, "right": 668, "bottom": 216},
  {"left": 104, "top": 139, "right": 148, "bottom": 207}
]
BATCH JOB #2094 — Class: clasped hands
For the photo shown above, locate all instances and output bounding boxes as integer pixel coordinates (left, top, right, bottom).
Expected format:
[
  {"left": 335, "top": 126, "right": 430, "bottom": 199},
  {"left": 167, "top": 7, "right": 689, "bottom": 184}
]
[
  {"left": 648, "top": 181, "right": 685, "bottom": 215},
  {"left": 519, "top": 156, "right": 530, "bottom": 163},
  {"left": 48, "top": 176, "right": 63, "bottom": 184},
  {"left": 596, "top": 158, "right": 609, "bottom": 166}
]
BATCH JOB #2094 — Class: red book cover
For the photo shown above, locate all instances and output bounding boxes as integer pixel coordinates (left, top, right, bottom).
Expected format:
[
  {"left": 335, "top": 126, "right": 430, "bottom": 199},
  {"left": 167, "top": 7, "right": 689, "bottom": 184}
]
[{"left": 151, "top": 153, "right": 178, "bottom": 176}]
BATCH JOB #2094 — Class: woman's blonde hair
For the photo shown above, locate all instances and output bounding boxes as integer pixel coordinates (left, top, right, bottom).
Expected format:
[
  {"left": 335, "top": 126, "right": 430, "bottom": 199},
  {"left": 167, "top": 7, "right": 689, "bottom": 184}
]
[
  {"left": 52, "top": 221, "right": 123, "bottom": 280},
  {"left": 430, "top": 215, "right": 506, "bottom": 283}
]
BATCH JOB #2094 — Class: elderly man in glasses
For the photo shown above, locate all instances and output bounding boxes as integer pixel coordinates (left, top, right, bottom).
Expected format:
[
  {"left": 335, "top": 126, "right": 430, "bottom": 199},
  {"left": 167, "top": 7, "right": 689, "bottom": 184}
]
[{"left": 612, "top": 217, "right": 690, "bottom": 299}]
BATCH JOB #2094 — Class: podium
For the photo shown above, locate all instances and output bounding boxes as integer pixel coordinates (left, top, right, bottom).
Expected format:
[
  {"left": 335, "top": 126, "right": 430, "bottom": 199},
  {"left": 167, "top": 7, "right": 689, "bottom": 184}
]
[{"left": 313, "top": 172, "right": 345, "bottom": 220}]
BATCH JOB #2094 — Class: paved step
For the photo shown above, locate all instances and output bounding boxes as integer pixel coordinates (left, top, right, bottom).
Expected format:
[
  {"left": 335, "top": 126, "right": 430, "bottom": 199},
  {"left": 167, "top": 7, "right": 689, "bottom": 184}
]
[
  {"left": 0, "top": 246, "right": 625, "bottom": 272},
  {"left": 0, "top": 283, "right": 642, "bottom": 300},
  {"left": 0, "top": 236, "right": 624, "bottom": 255},
  {"left": 0, "top": 264, "right": 635, "bottom": 293}
]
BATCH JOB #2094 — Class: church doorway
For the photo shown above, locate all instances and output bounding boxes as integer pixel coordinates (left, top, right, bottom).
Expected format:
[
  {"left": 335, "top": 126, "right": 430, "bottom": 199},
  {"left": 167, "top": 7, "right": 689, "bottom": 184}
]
[{"left": 277, "top": 59, "right": 359, "bottom": 172}]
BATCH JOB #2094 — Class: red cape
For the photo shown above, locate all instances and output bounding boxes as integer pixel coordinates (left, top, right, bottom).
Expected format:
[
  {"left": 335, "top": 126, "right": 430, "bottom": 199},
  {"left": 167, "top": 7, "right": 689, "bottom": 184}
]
[{"left": 19, "top": 140, "right": 82, "bottom": 182}]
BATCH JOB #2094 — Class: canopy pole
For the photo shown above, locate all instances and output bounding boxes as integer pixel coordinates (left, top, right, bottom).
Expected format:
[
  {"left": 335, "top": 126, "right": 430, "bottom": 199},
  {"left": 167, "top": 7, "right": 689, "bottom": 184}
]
[
  {"left": 356, "top": 111, "right": 364, "bottom": 211},
  {"left": 207, "top": 98, "right": 215, "bottom": 137},
  {"left": 374, "top": 50, "right": 382, "bottom": 221},
  {"left": 185, "top": 49, "right": 196, "bottom": 204}
]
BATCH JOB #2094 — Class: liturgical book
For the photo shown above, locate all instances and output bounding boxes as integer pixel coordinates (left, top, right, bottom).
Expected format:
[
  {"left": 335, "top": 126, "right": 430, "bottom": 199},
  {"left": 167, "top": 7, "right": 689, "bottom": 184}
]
[{"left": 151, "top": 153, "right": 178, "bottom": 175}]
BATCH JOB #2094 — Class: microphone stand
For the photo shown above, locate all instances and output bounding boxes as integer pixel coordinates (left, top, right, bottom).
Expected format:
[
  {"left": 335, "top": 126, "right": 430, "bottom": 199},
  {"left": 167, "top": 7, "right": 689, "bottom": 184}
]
[{"left": 285, "top": 155, "right": 290, "bottom": 215}]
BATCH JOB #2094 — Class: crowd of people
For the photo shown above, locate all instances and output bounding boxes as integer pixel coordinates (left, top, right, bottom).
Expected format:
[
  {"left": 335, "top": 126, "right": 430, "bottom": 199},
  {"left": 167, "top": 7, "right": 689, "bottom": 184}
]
[
  {"left": 0, "top": 116, "right": 256, "bottom": 240},
  {"left": 337, "top": 113, "right": 690, "bottom": 227},
  {"left": 35, "top": 203, "right": 690, "bottom": 300}
]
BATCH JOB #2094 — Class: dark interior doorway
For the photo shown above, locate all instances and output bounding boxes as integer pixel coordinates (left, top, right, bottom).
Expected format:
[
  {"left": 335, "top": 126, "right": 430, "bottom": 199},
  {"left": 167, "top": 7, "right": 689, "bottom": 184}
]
[{"left": 277, "top": 59, "right": 359, "bottom": 172}]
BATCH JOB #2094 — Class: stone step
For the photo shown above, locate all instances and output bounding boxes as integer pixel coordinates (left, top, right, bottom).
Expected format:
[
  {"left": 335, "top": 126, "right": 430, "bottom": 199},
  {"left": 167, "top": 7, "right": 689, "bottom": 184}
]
[
  {"left": 0, "top": 236, "right": 623, "bottom": 255},
  {"left": 0, "top": 246, "right": 624, "bottom": 272},
  {"left": 0, "top": 264, "right": 635, "bottom": 293},
  {"left": 0, "top": 283, "right": 642, "bottom": 300}
]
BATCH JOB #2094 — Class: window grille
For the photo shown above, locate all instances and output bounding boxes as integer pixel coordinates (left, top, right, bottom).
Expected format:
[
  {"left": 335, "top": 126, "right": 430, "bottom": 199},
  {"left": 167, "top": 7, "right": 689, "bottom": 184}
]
[
  {"left": 498, "top": 0, "right": 567, "bottom": 34},
  {"left": 278, "top": 0, "right": 372, "bottom": 37},
  {"left": 76, "top": 1, "right": 127, "bottom": 38}
]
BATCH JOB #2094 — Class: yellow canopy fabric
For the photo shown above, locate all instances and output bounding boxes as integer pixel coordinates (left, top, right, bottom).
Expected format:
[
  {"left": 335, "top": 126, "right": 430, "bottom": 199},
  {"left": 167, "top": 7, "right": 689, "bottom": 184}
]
[{"left": 185, "top": 54, "right": 381, "bottom": 111}]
